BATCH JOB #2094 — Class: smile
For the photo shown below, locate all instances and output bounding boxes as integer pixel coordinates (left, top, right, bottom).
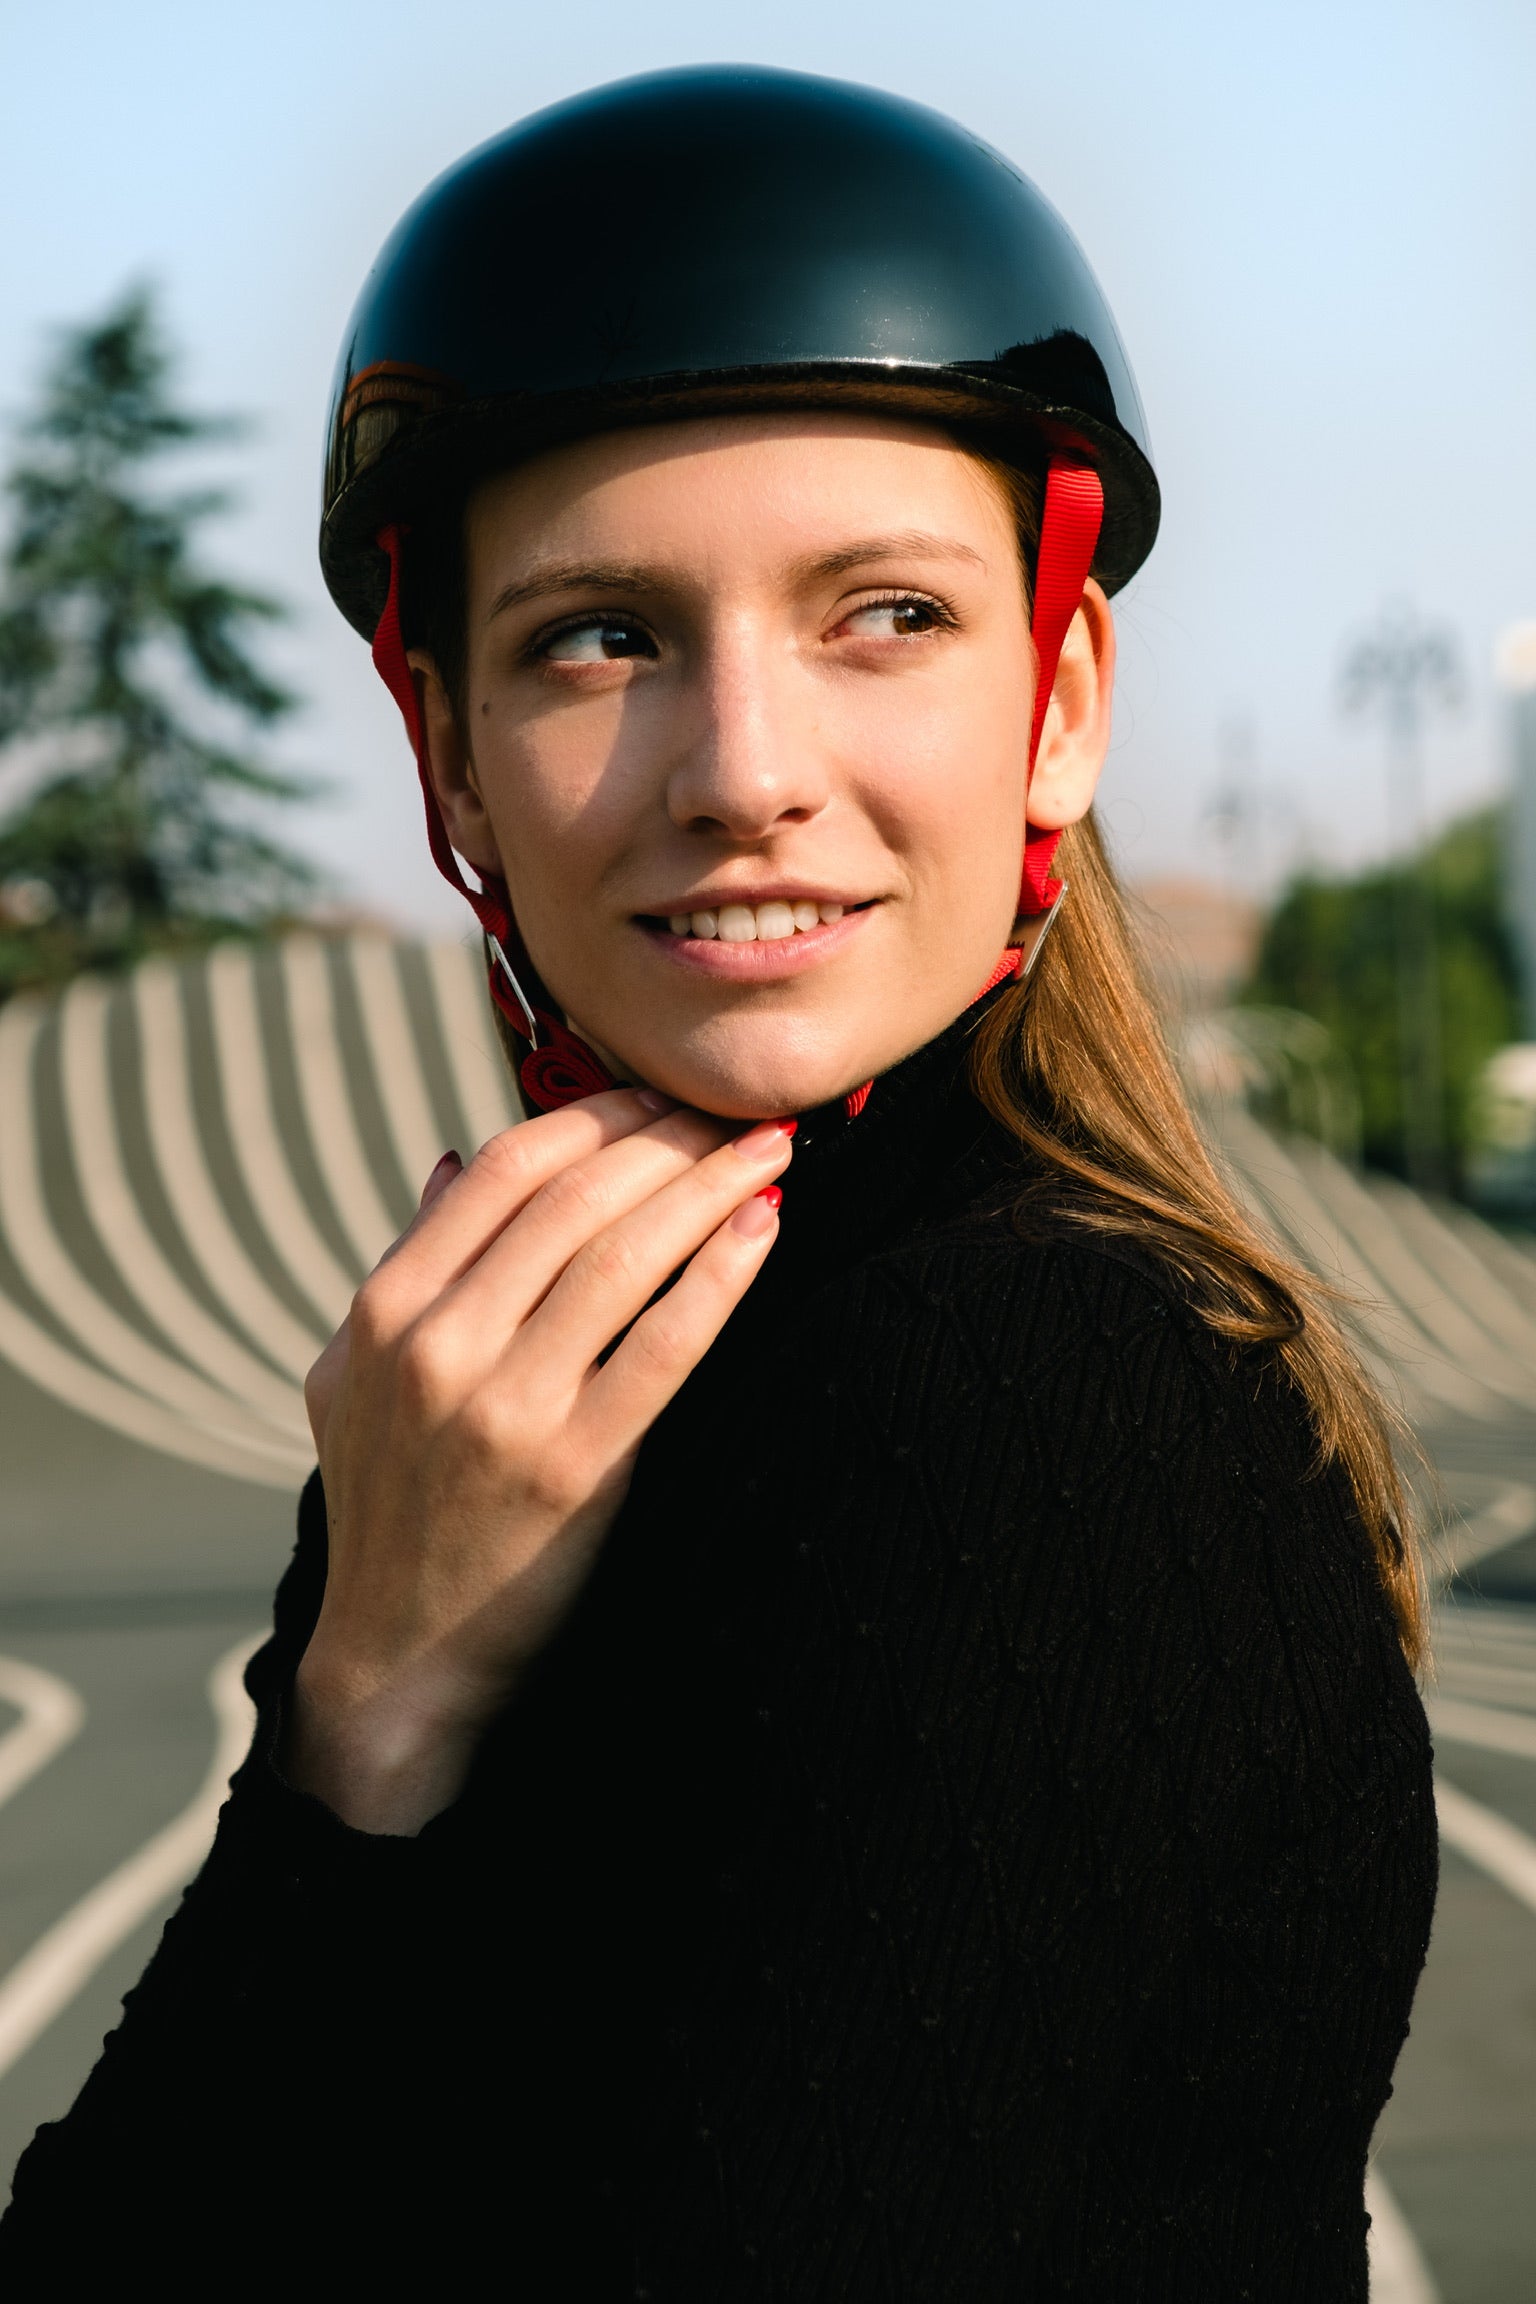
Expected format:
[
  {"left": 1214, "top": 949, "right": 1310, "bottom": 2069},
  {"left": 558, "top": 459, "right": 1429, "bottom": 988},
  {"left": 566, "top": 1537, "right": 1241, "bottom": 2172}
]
[
  {"left": 635, "top": 899, "right": 874, "bottom": 979},
  {"left": 665, "top": 900, "right": 845, "bottom": 943}
]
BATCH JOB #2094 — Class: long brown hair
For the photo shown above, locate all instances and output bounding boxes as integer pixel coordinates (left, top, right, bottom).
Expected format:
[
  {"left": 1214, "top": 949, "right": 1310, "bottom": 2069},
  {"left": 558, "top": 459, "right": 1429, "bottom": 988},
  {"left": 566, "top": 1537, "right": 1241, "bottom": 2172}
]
[{"left": 971, "top": 456, "right": 1425, "bottom": 1668}]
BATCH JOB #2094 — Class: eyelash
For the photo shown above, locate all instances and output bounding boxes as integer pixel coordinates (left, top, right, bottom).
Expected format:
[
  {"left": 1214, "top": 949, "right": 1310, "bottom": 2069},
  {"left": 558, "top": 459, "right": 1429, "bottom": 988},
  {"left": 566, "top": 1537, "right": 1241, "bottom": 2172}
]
[
  {"left": 525, "top": 587, "right": 959, "bottom": 664},
  {"left": 841, "top": 589, "right": 958, "bottom": 635}
]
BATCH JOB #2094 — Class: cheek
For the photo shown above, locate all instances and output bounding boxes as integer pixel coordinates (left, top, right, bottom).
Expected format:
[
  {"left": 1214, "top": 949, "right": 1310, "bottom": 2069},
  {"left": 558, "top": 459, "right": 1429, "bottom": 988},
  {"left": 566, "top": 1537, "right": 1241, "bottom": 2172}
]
[
  {"left": 845, "top": 679, "right": 1031, "bottom": 897},
  {"left": 473, "top": 719, "right": 619, "bottom": 899}
]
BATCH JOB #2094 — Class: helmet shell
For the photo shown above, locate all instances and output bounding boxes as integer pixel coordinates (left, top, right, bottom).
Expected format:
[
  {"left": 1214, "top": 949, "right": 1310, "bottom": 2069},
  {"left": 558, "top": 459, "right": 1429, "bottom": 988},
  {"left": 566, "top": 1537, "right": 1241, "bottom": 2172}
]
[{"left": 322, "top": 65, "right": 1158, "bottom": 637}]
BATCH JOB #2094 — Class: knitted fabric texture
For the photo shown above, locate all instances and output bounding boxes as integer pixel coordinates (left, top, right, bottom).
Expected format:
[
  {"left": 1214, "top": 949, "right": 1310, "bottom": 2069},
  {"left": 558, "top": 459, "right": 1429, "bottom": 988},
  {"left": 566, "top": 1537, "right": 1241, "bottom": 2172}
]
[{"left": 0, "top": 1014, "right": 1436, "bottom": 2298}]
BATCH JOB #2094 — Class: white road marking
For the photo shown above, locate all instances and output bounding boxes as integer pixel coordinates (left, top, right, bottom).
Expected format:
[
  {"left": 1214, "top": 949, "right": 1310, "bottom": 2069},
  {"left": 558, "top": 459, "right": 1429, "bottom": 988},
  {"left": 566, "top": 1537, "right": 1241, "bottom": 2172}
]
[
  {"left": 1433, "top": 1660, "right": 1536, "bottom": 1712},
  {"left": 1429, "top": 1697, "right": 1536, "bottom": 1761},
  {"left": 423, "top": 940, "right": 523, "bottom": 1152},
  {"left": 1366, "top": 2165, "right": 1440, "bottom": 2303},
  {"left": 1290, "top": 1135, "right": 1534, "bottom": 1412},
  {"left": 204, "top": 943, "right": 357, "bottom": 1329},
  {"left": 1369, "top": 1176, "right": 1536, "bottom": 1378},
  {"left": 346, "top": 933, "right": 447, "bottom": 1197},
  {"left": 58, "top": 978, "right": 308, "bottom": 1442},
  {"left": 1435, "top": 1776, "right": 1536, "bottom": 1916},
  {"left": 1437, "top": 1480, "right": 1536, "bottom": 1582},
  {"left": 0, "top": 1661, "right": 85, "bottom": 1814},
  {"left": 1207, "top": 1107, "right": 1479, "bottom": 1420},
  {"left": 0, "top": 1635, "right": 261, "bottom": 2084},
  {"left": 280, "top": 935, "right": 399, "bottom": 1272},
  {"left": 133, "top": 959, "right": 327, "bottom": 1380},
  {"left": 0, "top": 1001, "right": 308, "bottom": 1477}
]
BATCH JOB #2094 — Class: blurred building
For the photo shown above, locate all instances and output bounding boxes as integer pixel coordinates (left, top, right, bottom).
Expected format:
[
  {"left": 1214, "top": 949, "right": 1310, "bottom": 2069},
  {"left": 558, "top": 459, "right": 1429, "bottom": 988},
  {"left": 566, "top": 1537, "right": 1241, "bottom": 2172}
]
[{"left": 1130, "top": 876, "right": 1263, "bottom": 1019}]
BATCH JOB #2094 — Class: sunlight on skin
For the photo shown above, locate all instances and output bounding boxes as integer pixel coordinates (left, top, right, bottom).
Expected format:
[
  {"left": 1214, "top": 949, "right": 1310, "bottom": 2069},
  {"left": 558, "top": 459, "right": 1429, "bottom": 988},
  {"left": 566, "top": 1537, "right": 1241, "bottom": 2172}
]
[{"left": 412, "top": 413, "right": 1116, "bottom": 1118}]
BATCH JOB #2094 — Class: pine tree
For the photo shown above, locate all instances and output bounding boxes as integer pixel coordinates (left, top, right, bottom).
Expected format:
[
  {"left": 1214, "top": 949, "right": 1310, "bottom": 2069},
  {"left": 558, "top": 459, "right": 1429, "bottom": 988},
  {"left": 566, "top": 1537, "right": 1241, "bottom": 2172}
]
[{"left": 0, "top": 289, "right": 317, "bottom": 994}]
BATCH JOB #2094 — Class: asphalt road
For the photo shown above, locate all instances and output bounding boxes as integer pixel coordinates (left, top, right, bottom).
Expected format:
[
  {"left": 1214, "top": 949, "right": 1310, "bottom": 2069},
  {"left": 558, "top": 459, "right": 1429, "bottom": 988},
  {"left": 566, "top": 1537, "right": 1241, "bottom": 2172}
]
[
  {"left": 2, "top": 1355, "right": 1536, "bottom": 2301},
  {"left": 0, "top": 1350, "right": 290, "bottom": 2187}
]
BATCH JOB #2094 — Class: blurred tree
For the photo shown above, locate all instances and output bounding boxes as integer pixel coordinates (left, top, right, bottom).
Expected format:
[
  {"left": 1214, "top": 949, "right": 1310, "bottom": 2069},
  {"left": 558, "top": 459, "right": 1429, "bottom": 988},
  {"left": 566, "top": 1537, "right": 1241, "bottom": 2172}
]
[
  {"left": 1242, "top": 806, "right": 1520, "bottom": 1181},
  {"left": 0, "top": 289, "right": 317, "bottom": 995}
]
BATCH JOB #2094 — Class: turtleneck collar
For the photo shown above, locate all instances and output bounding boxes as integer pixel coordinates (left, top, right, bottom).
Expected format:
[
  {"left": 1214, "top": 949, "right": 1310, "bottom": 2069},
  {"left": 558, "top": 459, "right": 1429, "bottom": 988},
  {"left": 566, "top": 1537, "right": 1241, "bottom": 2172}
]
[{"left": 767, "top": 986, "right": 1021, "bottom": 1285}]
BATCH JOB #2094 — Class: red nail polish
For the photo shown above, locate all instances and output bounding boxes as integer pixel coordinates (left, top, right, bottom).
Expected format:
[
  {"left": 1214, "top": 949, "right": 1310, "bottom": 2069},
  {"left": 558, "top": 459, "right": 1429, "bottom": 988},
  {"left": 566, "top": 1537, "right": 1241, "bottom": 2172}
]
[
  {"left": 778, "top": 1118, "right": 798, "bottom": 1137},
  {"left": 420, "top": 1149, "right": 462, "bottom": 1205},
  {"left": 756, "top": 1185, "right": 783, "bottom": 1210}
]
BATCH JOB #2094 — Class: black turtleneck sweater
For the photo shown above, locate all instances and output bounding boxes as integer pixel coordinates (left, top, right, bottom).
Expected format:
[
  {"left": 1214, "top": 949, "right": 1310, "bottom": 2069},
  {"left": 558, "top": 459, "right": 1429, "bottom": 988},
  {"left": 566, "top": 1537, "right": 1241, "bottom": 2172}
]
[{"left": 0, "top": 1014, "right": 1436, "bottom": 2298}]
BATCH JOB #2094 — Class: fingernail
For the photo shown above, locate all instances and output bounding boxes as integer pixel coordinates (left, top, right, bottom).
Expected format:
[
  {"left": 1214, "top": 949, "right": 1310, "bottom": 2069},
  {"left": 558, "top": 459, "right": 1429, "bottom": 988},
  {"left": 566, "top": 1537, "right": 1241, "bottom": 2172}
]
[
  {"left": 419, "top": 1149, "right": 462, "bottom": 1205},
  {"left": 636, "top": 1088, "right": 677, "bottom": 1115},
  {"left": 732, "top": 1119, "right": 796, "bottom": 1160},
  {"left": 731, "top": 1186, "right": 782, "bottom": 1237}
]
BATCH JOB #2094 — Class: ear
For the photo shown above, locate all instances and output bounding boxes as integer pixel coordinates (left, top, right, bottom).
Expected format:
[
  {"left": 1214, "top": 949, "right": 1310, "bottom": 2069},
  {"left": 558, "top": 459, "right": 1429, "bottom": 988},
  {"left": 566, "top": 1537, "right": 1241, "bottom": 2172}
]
[
  {"left": 1024, "top": 579, "right": 1115, "bottom": 833},
  {"left": 407, "top": 649, "right": 504, "bottom": 879}
]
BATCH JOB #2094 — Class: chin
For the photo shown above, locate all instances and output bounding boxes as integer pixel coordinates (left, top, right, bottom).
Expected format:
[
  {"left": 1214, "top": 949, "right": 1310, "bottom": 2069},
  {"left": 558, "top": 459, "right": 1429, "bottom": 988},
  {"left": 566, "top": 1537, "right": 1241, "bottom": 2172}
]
[{"left": 621, "top": 1016, "right": 885, "bottom": 1120}]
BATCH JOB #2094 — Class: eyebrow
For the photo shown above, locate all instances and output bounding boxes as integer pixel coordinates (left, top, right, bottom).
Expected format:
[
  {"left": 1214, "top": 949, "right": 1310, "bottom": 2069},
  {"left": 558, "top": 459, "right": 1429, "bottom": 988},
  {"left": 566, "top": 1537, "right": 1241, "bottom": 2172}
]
[
  {"left": 485, "top": 563, "right": 658, "bottom": 622},
  {"left": 483, "top": 533, "right": 989, "bottom": 623}
]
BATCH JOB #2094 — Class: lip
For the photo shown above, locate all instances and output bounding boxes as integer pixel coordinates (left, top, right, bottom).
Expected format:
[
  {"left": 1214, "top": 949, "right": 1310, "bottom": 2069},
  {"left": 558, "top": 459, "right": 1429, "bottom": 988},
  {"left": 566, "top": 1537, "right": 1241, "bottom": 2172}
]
[{"left": 634, "top": 903, "right": 875, "bottom": 981}]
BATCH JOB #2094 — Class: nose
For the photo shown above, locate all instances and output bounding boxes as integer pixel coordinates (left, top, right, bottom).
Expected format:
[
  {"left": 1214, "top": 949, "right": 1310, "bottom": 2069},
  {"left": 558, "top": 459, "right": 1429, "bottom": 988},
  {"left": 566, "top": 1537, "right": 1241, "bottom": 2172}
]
[{"left": 664, "top": 616, "right": 830, "bottom": 841}]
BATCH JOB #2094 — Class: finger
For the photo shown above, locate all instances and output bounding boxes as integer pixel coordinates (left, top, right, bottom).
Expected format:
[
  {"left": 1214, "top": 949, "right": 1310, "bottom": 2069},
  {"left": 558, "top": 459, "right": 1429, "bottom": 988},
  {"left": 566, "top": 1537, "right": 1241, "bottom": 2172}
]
[
  {"left": 507, "top": 1120, "right": 794, "bottom": 1387},
  {"left": 573, "top": 1187, "right": 782, "bottom": 1446},
  {"left": 439, "top": 1103, "right": 739, "bottom": 1335},
  {"left": 371, "top": 1087, "right": 679, "bottom": 1304}
]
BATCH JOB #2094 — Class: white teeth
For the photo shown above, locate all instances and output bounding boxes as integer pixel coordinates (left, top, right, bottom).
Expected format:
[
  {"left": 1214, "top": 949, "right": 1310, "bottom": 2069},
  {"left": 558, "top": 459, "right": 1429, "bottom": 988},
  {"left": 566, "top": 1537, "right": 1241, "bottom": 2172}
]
[{"left": 664, "top": 900, "right": 854, "bottom": 940}]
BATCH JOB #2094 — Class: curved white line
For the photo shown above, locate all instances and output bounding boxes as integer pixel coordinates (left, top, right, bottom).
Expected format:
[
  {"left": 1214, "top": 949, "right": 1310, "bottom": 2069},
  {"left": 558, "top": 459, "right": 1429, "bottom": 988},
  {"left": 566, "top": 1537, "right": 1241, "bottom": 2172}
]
[
  {"left": 1429, "top": 1698, "right": 1536, "bottom": 1759},
  {"left": 0, "top": 1658, "right": 85, "bottom": 1812},
  {"left": 1372, "top": 1176, "right": 1536, "bottom": 1375},
  {"left": 0, "top": 1272, "right": 301, "bottom": 1488},
  {"left": 346, "top": 932, "right": 447, "bottom": 1199},
  {"left": 1435, "top": 1660, "right": 1536, "bottom": 1710},
  {"left": 1365, "top": 2166, "right": 1440, "bottom": 2304},
  {"left": 204, "top": 943, "right": 357, "bottom": 1329},
  {"left": 0, "top": 1633, "right": 261, "bottom": 2083},
  {"left": 133, "top": 960, "right": 327, "bottom": 1381},
  {"left": 0, "top": 1000, "right": 307, "bottom": 1471},
  {"left": 423, "top": 939, "right": 522, "bottom": 1152},
  {"left": 1435, "top": 1775, "right": 1536, "bottom": 1915},
  {"left": 1291, "top": 1138, "right": 1536, "bottom": 1411},
  {"left": 1214, "top": 1107, "right": 1492, "bottom": 1418},
  {"left": 58, "top": 979, "right": 308, "bottom": 1441},
  {"left": 279, "top": 935, "right": 398, "bottom": 1271}
]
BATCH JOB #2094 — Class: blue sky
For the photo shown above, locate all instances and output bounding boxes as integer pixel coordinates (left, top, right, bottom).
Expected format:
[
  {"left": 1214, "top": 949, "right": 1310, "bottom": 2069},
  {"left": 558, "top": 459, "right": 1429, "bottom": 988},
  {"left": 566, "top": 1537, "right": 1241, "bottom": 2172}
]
[{"left": 2, "top": 0, "right": 1532, "bottom": 928}]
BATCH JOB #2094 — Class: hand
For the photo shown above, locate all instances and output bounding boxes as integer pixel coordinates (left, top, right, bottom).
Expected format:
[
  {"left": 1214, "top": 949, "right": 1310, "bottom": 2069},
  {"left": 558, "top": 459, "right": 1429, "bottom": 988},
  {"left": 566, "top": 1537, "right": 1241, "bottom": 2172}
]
[{"left": 289, "top": 1089, "right": 793, "bottom": 1834}]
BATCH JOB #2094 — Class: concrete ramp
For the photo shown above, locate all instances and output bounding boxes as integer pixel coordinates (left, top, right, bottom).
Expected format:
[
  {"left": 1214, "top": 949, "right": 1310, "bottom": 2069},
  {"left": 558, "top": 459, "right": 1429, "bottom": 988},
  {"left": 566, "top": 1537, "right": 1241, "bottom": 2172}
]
[{"left": 0, "top": 936, "right": 518, "bottom": 1491}]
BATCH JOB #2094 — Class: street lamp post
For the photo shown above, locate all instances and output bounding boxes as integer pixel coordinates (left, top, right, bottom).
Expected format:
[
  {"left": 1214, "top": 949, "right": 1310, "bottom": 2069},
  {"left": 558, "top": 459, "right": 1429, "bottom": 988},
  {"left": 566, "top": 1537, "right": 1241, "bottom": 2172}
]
[{"left": 1342, "top": 603, "right": 1461, "bottom": 1193}]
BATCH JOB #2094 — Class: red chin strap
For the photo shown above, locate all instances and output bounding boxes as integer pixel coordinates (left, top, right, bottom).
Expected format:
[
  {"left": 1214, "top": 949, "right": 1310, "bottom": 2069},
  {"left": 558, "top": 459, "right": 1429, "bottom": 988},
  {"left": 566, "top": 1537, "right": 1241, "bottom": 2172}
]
[{"left": 370, "top": 455, "right": 1102, "bottom": 1118}]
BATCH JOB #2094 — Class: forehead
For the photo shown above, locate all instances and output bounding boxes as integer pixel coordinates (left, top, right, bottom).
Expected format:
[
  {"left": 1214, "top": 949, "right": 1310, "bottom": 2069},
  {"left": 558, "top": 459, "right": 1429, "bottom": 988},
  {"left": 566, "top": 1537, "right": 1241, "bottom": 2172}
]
[{"left": 462, "top": 412, "right": 1016, "bottom": 580}]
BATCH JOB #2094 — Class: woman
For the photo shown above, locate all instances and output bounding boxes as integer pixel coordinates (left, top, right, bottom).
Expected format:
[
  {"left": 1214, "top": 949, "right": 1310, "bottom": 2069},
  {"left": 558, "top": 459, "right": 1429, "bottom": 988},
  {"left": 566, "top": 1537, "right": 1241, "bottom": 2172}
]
[{"left": 1, "top": 68, "right": 1435, "bottom": 2297}]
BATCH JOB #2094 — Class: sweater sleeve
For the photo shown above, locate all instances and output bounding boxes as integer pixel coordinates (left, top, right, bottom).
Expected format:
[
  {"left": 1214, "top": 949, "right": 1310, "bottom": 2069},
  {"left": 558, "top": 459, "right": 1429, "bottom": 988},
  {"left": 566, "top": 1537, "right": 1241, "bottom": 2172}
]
[{"left": 624, "top": 1229, "right": 1438, "bottom": 2302}]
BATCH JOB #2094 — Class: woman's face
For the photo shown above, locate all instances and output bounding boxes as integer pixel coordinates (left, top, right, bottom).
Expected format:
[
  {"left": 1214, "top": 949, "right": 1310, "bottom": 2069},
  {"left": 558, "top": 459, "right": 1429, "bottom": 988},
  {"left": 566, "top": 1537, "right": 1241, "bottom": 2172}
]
[{"left": 417, "top": 413, "right": 1113, "bottom": 1116}]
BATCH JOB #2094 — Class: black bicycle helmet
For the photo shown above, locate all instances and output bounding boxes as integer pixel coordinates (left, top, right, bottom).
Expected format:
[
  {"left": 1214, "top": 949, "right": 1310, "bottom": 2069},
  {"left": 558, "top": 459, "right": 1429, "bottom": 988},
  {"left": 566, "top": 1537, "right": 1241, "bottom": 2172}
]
[{"left": 322, "top": 65, "right": 1157, "bottom": 638}]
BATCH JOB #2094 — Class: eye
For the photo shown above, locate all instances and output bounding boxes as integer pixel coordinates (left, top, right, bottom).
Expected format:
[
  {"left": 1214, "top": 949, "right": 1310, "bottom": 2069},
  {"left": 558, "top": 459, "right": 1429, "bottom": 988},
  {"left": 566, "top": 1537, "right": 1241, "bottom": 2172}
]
[
  {"left": 837, "top": 594, "right": 952, "bottom": 641},
  {"left": 537, "top": 616, "right": 657, "bottom": 664}
]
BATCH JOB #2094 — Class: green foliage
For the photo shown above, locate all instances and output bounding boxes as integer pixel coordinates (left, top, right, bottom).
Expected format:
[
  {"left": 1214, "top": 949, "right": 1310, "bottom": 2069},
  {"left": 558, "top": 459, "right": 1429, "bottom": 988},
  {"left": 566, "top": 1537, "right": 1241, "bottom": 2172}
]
[
  {"left": 0, "top": 289, "right": 318, "bottom": 995},
  {"left": 1242, "top": 806, "right": 1521, "bottom": 1179}
]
